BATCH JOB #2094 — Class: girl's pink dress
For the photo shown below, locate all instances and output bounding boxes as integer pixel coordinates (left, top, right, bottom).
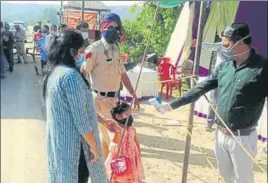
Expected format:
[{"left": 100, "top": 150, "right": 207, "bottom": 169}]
[{"left": 105, "top": 126, "right": 145, "bottom": 183}]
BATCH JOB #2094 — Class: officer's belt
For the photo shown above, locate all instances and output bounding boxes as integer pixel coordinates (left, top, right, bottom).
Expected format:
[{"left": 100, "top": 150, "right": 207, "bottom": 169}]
[
  {"left": 218, "top": 125, "right": 255, "bottom": 136},
  {"left": 94, "top": 90, "right": 117, "bottom": 98}
]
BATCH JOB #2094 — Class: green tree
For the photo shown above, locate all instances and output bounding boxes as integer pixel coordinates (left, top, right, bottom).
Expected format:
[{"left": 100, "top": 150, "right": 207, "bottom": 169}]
[
  {"left": 121, "top": 2, "right": 182, "bottom": 62},
  {"left": 41, "top": 8, "right": 59, "bottom": 25}
]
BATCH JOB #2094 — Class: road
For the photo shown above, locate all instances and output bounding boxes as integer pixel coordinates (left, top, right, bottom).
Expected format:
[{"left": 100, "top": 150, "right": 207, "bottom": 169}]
[{"left": 1, "top": 62, "right": 47, "bottom": 183}]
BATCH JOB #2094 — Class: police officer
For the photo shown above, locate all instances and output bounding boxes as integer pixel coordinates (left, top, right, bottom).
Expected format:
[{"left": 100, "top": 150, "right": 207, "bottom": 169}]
[
  {"left": 81, "top": 13, "right": 140, "bottom": 160},
  {"left": 14, "top": 24, "right": 27, "bottom": 63}
]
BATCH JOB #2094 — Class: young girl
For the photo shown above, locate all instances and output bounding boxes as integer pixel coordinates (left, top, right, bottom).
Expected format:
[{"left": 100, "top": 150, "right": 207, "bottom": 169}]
[{"left": 105, "top": 101, "right": 145, "bottom": 183}]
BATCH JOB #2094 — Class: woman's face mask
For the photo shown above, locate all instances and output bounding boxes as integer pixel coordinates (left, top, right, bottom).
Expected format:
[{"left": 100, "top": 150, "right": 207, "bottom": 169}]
[
  {"left": 75, "top": 54, "right": 85, "bottom": 68},
  {"left": 102, "top": 25, "right": 121, "bottom": 44}
]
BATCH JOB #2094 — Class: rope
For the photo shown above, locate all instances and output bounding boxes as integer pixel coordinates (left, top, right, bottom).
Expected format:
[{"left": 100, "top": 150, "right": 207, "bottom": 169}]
[
  {"left": 185, "top": 129, "right": 227, "bottom": 183},
  {"left": 109, "top": 2, "right": 161, "bottom": 182},
  {"left": 191, "top": 77, "right": 267, "bottom": 173}
]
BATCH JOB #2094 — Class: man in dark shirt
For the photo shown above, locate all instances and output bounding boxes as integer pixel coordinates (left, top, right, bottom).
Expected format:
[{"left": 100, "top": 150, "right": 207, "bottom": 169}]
[
  {"left": 158, "top": 22, "right": 268, "bottom": 183},
  {"left": 33, "top": 21, "right": 41, "bottom": 32},
  {"left": 3, "top": 22, "right": 14, "bottom": 72}
]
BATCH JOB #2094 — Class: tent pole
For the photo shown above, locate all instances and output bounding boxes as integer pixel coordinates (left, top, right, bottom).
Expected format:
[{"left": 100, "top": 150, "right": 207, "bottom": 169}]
[
  {"left": 181, "top": 1, "right": 206, "bottom": 183},
  {"left": 82, "top": 0, "right": 85, "bottom": 20}
]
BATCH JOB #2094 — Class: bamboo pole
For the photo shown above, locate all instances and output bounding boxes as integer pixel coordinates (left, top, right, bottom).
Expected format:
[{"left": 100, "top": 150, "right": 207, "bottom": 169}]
[{"left": 181, "top": 1, "right": 206, "bottom": 183}]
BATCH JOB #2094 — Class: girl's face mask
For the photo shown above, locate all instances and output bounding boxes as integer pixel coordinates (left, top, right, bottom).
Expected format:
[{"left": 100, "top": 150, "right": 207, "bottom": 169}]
[{"left": 114, "top": 115, "right": 133, "bottom": 127}]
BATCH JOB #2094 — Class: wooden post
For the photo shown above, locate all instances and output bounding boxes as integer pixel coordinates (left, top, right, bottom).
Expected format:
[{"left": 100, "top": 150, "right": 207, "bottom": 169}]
[
  {"left": 82, "top": 0, "right": 85, "bottom": 20},
  {"left": 181, "top": 1, "right": 206, "bottom": 183}
]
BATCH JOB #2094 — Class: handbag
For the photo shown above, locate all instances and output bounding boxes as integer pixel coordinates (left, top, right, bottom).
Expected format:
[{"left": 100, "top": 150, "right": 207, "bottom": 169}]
[{"left": 110, "top": 156, "right": 132, "bottom": 176}]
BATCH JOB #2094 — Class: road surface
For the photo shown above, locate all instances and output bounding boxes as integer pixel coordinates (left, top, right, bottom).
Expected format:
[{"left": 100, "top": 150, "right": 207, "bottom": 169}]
[{"left": 1, "top": 63, "right": 47, "bottom": 183}]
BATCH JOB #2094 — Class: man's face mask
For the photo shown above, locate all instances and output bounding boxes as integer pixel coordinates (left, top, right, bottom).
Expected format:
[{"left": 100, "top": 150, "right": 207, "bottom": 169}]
[
  {"left": 102, "top": 25, "right": 121, "bottom": 44},
  {"left": 81, "top": 32, "right": 88, "bottom": 40},
  {"left": 221, "top": 35, "right": 250, "bottom": 60}
]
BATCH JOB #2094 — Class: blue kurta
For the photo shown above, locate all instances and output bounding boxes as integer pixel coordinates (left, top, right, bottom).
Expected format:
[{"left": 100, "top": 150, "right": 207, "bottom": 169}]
[{"left": 46, "top": 65, "right": 107, "bottom": 183}]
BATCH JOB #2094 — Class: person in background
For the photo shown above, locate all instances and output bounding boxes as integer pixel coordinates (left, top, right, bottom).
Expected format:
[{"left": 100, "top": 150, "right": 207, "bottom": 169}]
[
  {"left": 33, "top": 29, "right": 42, "bottom": 52},
  {"left": 1, "top": 22, "right": 8, "bottom": 78},
  {"left": 80, "top": 13, "right": 140, "bottom": 161},
  {"left": 36, "top": 29, "right": 49, "bottom": 68},
  {"left": 158, "top": 22, "right": 268, "bottom": 183},
  {"left": 3, "top": 22, "right": 14, "bottom": 72},
  {"left": 42, "top": 30, "right": 108, "bottom": 183},
  {"left": 59, "top": 23, "right": 68, "bottom": 33},
  {"left": 76, "top": 20, "right": 90, "bottom": 47},
  {"left": 14, "top": 24, "right": 27, "bottom": 63},
  {"left": 33, "top": 21, "right": 41, "bottom": 32}
]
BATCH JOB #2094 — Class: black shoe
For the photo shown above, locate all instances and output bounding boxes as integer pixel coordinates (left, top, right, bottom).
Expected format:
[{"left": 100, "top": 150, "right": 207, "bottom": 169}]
[
  {"left": 9, "top": 67, "right": 13, "bottom": 72},
  {"left": 16, "top": 61, "right": 22, "bottom": 64}
]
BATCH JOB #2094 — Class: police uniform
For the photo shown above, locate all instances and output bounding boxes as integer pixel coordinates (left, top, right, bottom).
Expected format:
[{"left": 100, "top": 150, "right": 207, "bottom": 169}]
[{"left": 82, "top": 37, "right": 126, "bottom": 154}]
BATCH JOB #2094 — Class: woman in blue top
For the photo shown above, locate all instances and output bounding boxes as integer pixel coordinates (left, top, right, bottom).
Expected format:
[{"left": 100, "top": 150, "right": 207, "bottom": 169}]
[{"left": 42, "top": 30, "right": 107, "bottom": 183}]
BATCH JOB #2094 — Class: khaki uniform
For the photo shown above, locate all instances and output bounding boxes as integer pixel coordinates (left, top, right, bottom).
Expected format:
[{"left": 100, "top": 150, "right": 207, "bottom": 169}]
[
  {"left": 82, "top": 37, "right": 126, "bottom": 148},
  {"left": 15, "top": 30, "right": 27, "bottom": 63}
]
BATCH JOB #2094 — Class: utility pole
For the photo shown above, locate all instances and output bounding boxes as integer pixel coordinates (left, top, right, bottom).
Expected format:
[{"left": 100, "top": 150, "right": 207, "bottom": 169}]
[
  {"left": 82, "top": 0, "right": 85, "bottom": 20},
  {"left": 60, "top": 1, "right": 63, "bottom": 23},
  {"left": 181, "top": 1, "right": 206, "bottom": 183}
]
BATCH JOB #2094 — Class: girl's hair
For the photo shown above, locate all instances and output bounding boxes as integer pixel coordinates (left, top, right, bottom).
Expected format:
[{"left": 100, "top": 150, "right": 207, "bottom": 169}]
[
  {"left": 110, "top": 101, "right": 130, "bottom": 119},
  {"left": 42, "top": 30, "right": 84, "bottom": 99}
]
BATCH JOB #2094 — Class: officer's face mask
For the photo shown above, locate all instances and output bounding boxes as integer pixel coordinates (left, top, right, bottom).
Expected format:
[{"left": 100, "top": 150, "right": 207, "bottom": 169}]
[
  {"left": 221, "top": 35, "right": 250, "bottom": 60},
  {"left": 102, "top": 25, "right": 121, "bottom": 44}
]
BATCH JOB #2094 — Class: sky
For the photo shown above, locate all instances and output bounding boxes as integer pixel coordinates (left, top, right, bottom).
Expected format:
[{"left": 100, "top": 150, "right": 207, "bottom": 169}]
[{"left": 4, "top": 1, "right": 142, "bottom": 6}]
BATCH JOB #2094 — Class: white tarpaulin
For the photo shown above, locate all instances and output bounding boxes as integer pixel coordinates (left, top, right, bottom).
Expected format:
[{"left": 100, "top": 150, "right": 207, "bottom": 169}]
[
  {"left": 164, "top": 2, "right": 190, "bottom": 65},
  {"left": 121, "top": 66, "right": 158, "bottom": 99}
]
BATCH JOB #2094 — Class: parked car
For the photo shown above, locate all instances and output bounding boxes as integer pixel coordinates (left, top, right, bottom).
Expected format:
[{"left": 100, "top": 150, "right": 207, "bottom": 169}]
[{"left": 13, "top": 21, "right": 27, "bottom": 31}]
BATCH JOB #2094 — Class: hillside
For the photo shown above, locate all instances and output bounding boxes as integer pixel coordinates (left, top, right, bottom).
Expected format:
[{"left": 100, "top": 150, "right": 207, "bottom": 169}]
[{"left": 0, "top": 2, "right": 141, "bottom": 25}]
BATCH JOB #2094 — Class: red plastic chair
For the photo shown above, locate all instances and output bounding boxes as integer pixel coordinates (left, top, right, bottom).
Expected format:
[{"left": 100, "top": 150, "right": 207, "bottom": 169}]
[
  {"left": 157, "top": 57, "right": 171, "bottom": 65},
  {"left": 158, "top": 62, "right": 182, "bottom": 99},
  {"left": 121, "top": 54, "right": 128, "bottom": 63}
]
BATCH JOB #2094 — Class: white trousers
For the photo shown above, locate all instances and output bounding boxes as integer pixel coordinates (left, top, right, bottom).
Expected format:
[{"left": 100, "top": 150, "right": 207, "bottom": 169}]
[{"left": 215, "top": 128, "right": 257, "bottom": 183}]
